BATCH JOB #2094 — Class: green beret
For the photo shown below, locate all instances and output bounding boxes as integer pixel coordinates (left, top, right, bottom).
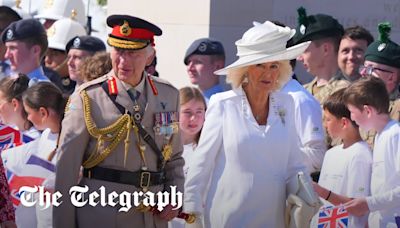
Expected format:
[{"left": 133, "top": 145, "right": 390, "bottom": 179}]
[
  {"left": 292, "top": 7, "right": 344, "bottom": 45},
  {"left": 364, "top": 22, "right": 400, "bottom": 69}
]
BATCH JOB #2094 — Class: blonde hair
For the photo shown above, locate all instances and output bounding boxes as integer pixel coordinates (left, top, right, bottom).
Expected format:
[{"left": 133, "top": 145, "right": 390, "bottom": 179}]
[
  {"left": 226, "top": 60, "right": 292, "bottom": 90},
  {"left": 179, "top": 86, "right": 206, "bottom": 144}
]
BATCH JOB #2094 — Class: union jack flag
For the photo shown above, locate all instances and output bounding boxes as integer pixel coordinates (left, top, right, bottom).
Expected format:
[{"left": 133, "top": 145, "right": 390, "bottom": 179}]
[
  {"left": 5, "top": 154, "right": 55, "bottom": 206},
  {"left": 0, "top": 124, "right": 33, "bottom": 152},
  {"left": 318, "top": 205, "right": 349, "bottom": 228}
]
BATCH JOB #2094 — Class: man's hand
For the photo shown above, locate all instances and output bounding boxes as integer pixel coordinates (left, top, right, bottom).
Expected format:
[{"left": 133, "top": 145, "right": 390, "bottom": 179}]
[
  {"left": 157, "top": 204, "right": 179, "bottom": 221},
  {"left": 344, "top": 198, "right": 369, "bottom": 216}
]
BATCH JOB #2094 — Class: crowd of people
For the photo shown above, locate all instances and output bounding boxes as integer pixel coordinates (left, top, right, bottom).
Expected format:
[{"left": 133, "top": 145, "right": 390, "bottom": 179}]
[{"left": 0, "top": 1, "right": 398, "bottom": 228}]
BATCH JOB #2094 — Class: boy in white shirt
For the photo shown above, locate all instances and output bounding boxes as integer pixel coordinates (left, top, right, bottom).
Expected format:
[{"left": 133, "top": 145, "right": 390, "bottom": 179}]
[
  {"left": 343, "top": 76, "right": 400, "bottom": 227},
  {"left": 313, "top": 88, "right": 372, "bottom": 227}
]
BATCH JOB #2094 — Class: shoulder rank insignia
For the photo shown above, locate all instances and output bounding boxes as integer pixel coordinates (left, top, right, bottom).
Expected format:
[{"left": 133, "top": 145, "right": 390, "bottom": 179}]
[
  {"left": 108, "top": 77, "right": 118, "bottom": 95},
  {"left": 147, "top": 75, "right": 158, "bottom": 96}
]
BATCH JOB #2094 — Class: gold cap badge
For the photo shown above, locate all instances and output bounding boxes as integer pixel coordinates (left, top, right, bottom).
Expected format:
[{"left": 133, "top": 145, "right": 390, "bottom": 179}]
[{"left": 120, "top": 21, "right": 132, "bottom": 37}]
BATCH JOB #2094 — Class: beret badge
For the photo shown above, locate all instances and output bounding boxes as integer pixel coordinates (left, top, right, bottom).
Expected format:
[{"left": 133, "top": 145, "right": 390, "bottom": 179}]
[
  {"left": 377, "top": 43, "right": 386, "bottom": 52},
  {"left": 198, "top": 43, "right": 207, "bottom": 52},
  {"left": 300, "top": 25, "right": 306, "bottom": 35},
  {"left": 73, "top": 37, "right": 81, "bottom": 48},
  {"left": 6, "top": 29, "right": 13, "bottom": 40}
]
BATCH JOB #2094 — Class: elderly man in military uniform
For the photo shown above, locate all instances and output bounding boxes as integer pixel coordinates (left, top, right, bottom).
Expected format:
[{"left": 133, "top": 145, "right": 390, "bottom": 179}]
[{"left": 53, "top": 15, "right": 184, "bottom": 228}]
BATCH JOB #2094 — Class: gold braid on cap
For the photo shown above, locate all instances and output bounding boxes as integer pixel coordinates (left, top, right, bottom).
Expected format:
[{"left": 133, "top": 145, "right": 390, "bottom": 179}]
[
  {"left": 108, "top": 37, "right": 149, "bottom": 50},
  {"left": 80, "top": 90, "right": 133, "bottom": 168}
]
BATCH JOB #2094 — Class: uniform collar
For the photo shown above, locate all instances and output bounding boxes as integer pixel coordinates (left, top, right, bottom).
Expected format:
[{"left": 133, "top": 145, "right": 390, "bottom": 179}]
[
  {"left": 119, "top": 72, "right": 146, "bottom": 94},
  {"left": 27, "top": 66, "right": 49, "bottom": 82}
]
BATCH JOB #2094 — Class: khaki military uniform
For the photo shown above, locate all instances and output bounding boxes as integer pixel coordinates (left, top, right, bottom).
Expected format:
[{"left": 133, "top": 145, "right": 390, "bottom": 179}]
[
  {"left": 53, "top": 71, "right": 184, "bottom": 228},
  {"left": 304, "top": 73, "right": 350, "bottom": 106},
  {"left": 304, "top": 73, "right": 350, "bottom": 148}
]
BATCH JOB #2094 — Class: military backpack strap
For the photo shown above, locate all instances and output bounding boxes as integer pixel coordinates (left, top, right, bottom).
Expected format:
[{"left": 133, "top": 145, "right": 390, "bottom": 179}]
[{"left": 101, "top": 81, "right": 165, "bottom": 170}]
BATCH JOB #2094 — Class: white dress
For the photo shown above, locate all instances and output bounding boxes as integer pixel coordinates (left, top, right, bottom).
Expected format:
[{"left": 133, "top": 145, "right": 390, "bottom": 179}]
[
  {"left": 366, "top": 120, "right": 400, "bottom": 227},
  {"left": 184, "top": 87, "right": 307, "bottom": 228},
  {"left": 281, "top": 78, "right": 326, "bottom": 172}
]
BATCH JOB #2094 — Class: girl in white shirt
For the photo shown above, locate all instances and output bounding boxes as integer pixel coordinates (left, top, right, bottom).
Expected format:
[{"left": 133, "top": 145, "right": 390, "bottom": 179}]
[
  {"left": 169, "top": 87, "right": 206, "bottom": 228},
  {"left": 22, "top": 82, "right": 67, "bottom": 228},
  {"left": 0, "top": 74, "right": 40, "bottom": 139}
]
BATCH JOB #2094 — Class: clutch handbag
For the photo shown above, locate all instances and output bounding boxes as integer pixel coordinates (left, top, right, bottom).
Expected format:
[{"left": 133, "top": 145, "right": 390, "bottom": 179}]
[{"left": 286, "top": 171, "right": 321, "bottom": 207}]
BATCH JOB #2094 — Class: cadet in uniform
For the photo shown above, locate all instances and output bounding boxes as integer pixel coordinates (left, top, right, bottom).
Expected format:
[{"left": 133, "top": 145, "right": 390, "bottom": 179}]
[
  {"left": 53, "top": 15, "right": 184, "bottom": 228},
  {"left": 361, "top": 23, "right": 400, "bottom": 122},
  {"left": 45, "top": 17, "right": 86, "bottom": 95},
  {"left": 293, "top": 7, "right": 350, "bottom": 105},
  {"left": 66, "top": 35, "right": 106, "bottom": 91}
]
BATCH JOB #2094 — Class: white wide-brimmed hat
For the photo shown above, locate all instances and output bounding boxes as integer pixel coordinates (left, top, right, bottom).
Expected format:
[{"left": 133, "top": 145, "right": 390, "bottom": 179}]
[{"left": 215, "top": 21, "right": 310, "bottom": 75}]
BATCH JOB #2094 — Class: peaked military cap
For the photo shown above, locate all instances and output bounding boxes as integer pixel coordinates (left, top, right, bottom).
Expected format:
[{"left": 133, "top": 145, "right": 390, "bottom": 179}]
[
  {"left": 66, "top": 35, "right": 106, "bottom": 53},
  {"left": 365, "top": 22, "right": 400, "bottom": 69},
  {"left": 292, "top": 7, "right": 344, "bottom": 45},
  {"left": 1, "top": 18, "right": 46, "bottom": 43},
  {"left": 184, "top": 38, "right": 225, "bottom": 65},
  {"left": 106, "top": 14, "right": 162, "bottom": 50}
]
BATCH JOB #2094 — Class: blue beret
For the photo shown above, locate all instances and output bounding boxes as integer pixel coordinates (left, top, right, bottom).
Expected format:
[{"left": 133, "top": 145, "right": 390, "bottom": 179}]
[
  {"left": 66, "top": 36, "right": 106, "bottom": 53},
  {"left": 184, "top": 38, "right": 225, "bottom": 65},
  {"left": 1, "top": 18, "right": 46, "bottom": 43}
]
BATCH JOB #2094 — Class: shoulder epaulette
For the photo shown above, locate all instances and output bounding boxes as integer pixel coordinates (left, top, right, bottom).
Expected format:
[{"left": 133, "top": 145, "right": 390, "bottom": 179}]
[{"left": 76, "top": 75, "right": 109, "bottom": 93}]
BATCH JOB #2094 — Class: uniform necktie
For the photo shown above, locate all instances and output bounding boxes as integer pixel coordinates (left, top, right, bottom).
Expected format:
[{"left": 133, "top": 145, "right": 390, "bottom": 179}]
[{"left": 127, "top": 88, "right": 141, "bottom": 102}]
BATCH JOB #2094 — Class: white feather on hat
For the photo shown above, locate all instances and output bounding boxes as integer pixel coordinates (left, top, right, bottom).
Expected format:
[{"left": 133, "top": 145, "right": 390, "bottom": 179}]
[{"left": 215, "top": 21, "right": 310, "bottom": 75}]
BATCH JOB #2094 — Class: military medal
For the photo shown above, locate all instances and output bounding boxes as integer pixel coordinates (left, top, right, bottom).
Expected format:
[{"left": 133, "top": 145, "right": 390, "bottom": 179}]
[{"left": 153, "top": 112, "right": 179, "bottom": 135}]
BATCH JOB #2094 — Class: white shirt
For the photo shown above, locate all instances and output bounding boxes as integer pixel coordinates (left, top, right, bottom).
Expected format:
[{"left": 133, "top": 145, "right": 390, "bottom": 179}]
[
  {"left": 318, "top": 141, "right": 372, "bottom": 227},
  {"left": 169, "top": 143, "right": 196, "bottom": 228},
  {"left": 184, "top": 87, "right": 307, "bottom": 228},
  {"left": 366, "top": 120, "right": 400, "bottom": 227},
  {"left": 281, "top": 78, "right": 326, "bottom": 172},
  {"left": 35, "top": 128, "right": 58, "bottom": 228}
]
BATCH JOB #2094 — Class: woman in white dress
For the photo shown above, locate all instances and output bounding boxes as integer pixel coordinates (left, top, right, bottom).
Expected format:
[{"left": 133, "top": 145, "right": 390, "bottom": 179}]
[
  {"left": 169, "top": 87, "right": 206, "bottom": 228},
  {"left": 184, "top": 21, "right": 311, "bottom": 227},
  {"left": 22, "top": 82, "right": 68, "bottom": 228}
]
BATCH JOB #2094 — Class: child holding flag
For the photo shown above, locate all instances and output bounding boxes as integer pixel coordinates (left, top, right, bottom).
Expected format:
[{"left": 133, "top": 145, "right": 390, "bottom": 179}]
[
  {"left": 22, "top": 82, "right": 68, "bottom": 228},
  {"left": 312, "top": 88, "right": 372, "bottom": 227}
]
